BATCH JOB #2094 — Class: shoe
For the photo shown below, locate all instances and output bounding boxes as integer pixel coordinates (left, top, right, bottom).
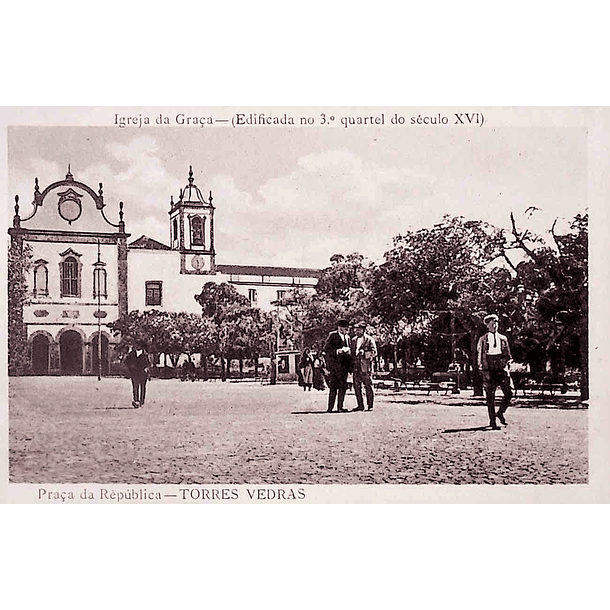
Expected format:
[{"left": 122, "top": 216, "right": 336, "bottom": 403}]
[
  {"left": 367, "top": 407, "right": 373, "bottom": 411},
  {"left": 490, "top": 423, "right": 501, "bottom": 430},
  {"left": 353, "top": 406, "right": 365, "bottom": 412},
  {"left": 497, "top": 412, "right": 507, "bottom": 425},
  {"left": 132, "top": 400, "right": 137, "bottom": 407},
  {"left": 337, "top": 408, "right": 347, "bottom": 413},
  {"left": 134, "top": 402, "right": 140, "bottom": 409},
  {"left": 327, "top": 408, "right": 334, "bottom": 413}
]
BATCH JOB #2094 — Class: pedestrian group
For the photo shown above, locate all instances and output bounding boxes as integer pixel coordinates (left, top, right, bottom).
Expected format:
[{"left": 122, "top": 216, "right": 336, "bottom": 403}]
[{"left": 124, "top": 314, "right": 513, "bottom": 430}]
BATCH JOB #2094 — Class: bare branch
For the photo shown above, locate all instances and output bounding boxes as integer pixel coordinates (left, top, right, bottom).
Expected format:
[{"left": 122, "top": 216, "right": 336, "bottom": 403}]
[
  {"left": 550, "top": 217, "right": 562, "bottom": 253},
  {"left": 510, "top": 212, "right": 539, "bottom": 262}
]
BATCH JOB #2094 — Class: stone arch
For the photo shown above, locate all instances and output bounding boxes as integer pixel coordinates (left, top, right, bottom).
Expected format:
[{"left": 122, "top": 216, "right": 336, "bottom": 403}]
[
  {"left": 88, "top": 329, "right": 115, "bottom": 376},
  {"left": 29, "top": 330, "right": 54, "bottom": 375},
  {"left": 58, "top": 326, "right": 86, "bottom": 375}
]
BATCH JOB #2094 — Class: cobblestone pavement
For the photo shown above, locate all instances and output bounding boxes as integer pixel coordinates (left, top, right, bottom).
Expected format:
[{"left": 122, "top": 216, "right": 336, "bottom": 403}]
[{"left": 9, "top": 377, "right": 588, "bottom": 485}]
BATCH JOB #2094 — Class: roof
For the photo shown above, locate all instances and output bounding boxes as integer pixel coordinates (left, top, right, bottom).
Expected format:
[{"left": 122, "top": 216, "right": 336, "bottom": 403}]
[
  {"left": 216, "top": 264, "right": 322, "bottom": 278},
  {"left": 129, "top": 235, "right": 171, "bottom": 250}
]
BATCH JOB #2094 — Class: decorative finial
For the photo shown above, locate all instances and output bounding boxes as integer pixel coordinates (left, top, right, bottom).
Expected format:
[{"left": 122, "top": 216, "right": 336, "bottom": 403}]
[
  {"left": 34, "top": 177, "right": 40, "bottom": 193},
  {"left": 66, "top": 164, "right": 73, "bottom": 180},
  {"left": 188, "top": 165, "right": 194, "bottom": 185},
  {"left": 179, "top": 188, "right": 184, "bottom": 201},
  {"left": 14, "top": 195, "right": 19, "bottom": 216},
  {"left": 119, "top": 201, "right": 124, "bottom": 222},
  {"left": 99, "top": 182, "right": 104, "bottom": 197},
  {"left": 209, "top": 190, "right": 213, "bottom": 204}
]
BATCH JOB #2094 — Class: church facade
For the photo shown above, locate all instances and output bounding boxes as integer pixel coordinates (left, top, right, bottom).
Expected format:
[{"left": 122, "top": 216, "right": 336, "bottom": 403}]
[{"left": 9, "top": 166, "right": 321, "bottom": 376}]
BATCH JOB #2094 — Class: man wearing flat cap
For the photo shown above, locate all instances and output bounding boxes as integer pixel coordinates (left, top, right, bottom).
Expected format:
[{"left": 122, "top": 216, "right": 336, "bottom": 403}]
[
  {"left": 350, "top": 321, "right": 378, "bottom": 411},
  {"left": 477, "top": 314, "right": 513, "bottom": 429},
  {"left": 323, "top": 319, "right": 353, "bottom": 413}
]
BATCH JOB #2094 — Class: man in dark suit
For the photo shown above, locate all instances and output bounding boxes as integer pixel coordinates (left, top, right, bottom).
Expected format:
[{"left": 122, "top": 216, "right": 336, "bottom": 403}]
[
  {"left": 125, "top": 341, "right": 150, "bottom": 409},
  {"left": 323, "top": 319, "right": 353, "bottom": 413}
]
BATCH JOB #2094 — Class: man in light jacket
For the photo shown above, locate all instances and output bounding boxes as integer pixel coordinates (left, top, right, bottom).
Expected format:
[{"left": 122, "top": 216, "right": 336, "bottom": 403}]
[
  {"left": 351, "top": 321, "right": 378, "bottom": 411},
  {"left": 477, "top": 314, "right": 512, "bottom": 429}
]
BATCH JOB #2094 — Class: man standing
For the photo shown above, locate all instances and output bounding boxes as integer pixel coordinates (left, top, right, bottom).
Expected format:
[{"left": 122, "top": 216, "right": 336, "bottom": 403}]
[
  {"left": 125, "top": 341, "right": 150, "bottom": 409},
  {"left": 323, "top": 319, "right": 353, "bottom": 413},
  {"left": 477, "top": 314, "right": 512, "bottom": 429},
  {"left": 351, "top": 321, "right": 378, "bottom": 411}
]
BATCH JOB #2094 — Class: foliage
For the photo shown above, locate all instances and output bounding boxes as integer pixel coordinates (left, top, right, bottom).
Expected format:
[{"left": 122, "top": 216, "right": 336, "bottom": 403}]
[
  {"left": 504, "top": 212, "right": 588, "bottom": 396},
  {"left": 368, "top": 216, "right": 503, "bottom": 326},
  {"left": 8, "top": 242, "right": 32, "bottom": 375},
  {"left": 300, "top": 253, "right": 373, "bottom": 349},
  {"left": 195, "top": 282, "right": 268, "bottom": 377}
]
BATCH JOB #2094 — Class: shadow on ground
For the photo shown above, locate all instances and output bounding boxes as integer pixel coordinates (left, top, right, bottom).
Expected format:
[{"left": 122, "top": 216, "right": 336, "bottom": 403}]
[
  {"left": 442, "top": 426, "right": 497, "bottom": 434},
  {"left": 384, "top": 395, "right": 587, "bottom": 410}
]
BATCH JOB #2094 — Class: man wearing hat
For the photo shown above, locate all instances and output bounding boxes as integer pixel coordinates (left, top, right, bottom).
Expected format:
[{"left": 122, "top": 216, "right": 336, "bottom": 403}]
[
  {"left": 351, "top": 321, "right": 378, "bottom": 411},
  {"left": 477, "top": 314, "right": 513, "bottom": 429},
  {"left": 323, "top": 319, "right": 353, "bottom": 412}
]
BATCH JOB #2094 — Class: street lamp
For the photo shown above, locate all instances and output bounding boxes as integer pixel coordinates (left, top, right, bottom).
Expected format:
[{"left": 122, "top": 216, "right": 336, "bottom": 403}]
[{"left": 94, "top": 240, "right": 103, "bottom": 381}]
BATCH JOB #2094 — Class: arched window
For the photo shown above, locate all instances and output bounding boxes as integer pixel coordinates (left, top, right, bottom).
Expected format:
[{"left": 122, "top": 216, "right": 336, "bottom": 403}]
[
  {"left": 93, "top": 263, "right": 107, "bottom": 298},
  {"left": 191, "top": 216, "right": 204, "bottom": 246},
  {"left": 33, "top": 260, "right": 49, "bottom": 297},
  {"left": 173, "top": 218, "right": 179, "bottom": 242},
  {"left": 59, "top": 249, "right": 82, "bottom": 297}
]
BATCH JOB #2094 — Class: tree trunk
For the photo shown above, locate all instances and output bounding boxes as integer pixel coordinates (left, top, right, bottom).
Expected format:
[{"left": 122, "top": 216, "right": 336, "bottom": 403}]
[
  {"left": 220, "top": 354, "right": 227, "bottom": 381},
  {"left": 470, "top": 331, "right": 484, "bottom": 396},
  {"left": 580, "top": 289, "right": 589, "bottom": 401},
  {"left": 201, "top": 352, "right": 208, "bottom": 380},
  {"left": 254, "top": 356, "right": 259, "bottom": 378}
]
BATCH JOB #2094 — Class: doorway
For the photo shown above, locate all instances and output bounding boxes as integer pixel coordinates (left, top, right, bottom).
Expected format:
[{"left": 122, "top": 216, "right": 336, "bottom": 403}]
[
  {"left": 60, "top": 330, "right": 83, "bottom": 375},
  {"left": 31, "top": 334, "right": 50, "bottom": 375}
]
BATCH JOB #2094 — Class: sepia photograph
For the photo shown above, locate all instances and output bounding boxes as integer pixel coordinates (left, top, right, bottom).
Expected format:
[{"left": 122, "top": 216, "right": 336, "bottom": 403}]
[{"left": 2, "top": 107, "right": 607, "bottom": 503}]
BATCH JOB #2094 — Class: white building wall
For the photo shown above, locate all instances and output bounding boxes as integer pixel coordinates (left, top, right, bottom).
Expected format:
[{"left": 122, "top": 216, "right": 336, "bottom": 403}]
[
  {"left": 24, "top": 240, "right": 120, "bottom": 338},
  {"left": 128, "top": 249, "right": 319, "bottom": 314},
  {"left": 128, "top": 249, "right": 223, "bottom": 314}
]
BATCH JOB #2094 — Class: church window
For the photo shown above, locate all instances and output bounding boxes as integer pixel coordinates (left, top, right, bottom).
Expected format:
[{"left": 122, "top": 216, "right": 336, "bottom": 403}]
[
  {"left": 59, "top": 251, "right": 82, "bottom": 297},
  {"left": 173, "top": 218, "right": 179, "bottom": 242},
  {"left": 276, "top": 290, "right": 286, "bottom": 301},
  {"left": 33, "top": 260, "right": 49, "bottom": 297},
  {"left": 146, "top": 281, "right": 163, "bottom": 306},
  {"left": 191, "top": 216, "right": 204, "bottom": 246},
  {"left": 248, "top": 289, "right": 257, "bottom": 304}
]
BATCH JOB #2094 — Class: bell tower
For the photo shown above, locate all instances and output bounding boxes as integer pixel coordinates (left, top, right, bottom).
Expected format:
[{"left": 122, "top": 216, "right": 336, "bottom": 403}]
[{"left": 168, "top": 166, "right": 216, "bottom": 274}]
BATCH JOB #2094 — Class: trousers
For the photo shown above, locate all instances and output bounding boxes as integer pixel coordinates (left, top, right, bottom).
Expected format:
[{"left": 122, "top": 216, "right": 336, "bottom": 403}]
[
  {"left": 353, "top": 370, "right": 374, "bottom": 409},
  {"left": 131, "top": 377, "right": 147, "bottom": 404},
  {"left": 328, "top": 376, "right": 348, "bottom": 411},
  {"left": 483, "top": 369, "right": 512, "bottom": 423}
]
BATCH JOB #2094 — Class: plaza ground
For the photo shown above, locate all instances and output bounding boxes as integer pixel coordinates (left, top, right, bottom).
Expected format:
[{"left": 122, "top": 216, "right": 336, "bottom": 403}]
[{"left": 8, "top": 377, "right": 588, "bottom": 485}]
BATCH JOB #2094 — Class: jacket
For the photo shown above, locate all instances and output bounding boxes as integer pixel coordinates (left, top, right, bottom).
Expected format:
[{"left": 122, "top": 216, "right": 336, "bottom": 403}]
[
  {"left": 350, "top": 333, "right": 378, "bottom": 375},
  {"left": 477, "top": 332, "right": 512, "bottom": 371},
  {"left": 324, "top": 331, "right": 353, "bottom": 377}
]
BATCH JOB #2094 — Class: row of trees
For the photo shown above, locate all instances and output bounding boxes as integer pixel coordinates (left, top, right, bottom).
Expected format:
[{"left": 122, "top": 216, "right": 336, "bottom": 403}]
[{"left": 109, "top": 283, "right": 276, "bottom": 380}]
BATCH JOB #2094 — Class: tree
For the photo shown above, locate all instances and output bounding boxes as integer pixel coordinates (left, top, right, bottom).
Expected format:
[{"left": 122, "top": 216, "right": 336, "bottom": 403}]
[
  {"left": 368, "top": 216, "right": 503, "bottom": 387},
  {"left": 302, "top": 253, "right": 373, "bottom": 349},
  {"left": 369, "top": 216, "right": 503, "bottom": 325},
  {"left": 194, "top": 282, "right": 262, "bottom": 380},
  {"left": 8, "top": 242, "right": 32, "bottom": 375},
  {"left": 505, "top": 212, "right": 588, "bottom": 399}
]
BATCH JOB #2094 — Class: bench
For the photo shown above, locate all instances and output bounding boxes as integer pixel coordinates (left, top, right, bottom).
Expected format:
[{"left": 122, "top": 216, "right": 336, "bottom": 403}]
[{"left": 389, "top": 379, "right": 457, "bottom": 395}]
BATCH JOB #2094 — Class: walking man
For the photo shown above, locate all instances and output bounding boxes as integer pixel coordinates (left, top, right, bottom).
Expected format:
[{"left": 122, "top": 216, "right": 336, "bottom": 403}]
[
  {"left": 351, "top": 321, "right": 378, "bottom": 411},
  {"left": 477, "top": 314, "right": 512, "bottom": 429},
  {"left": 125, "top": 341, "right": 150, "bottom": 409},
  {"left": 323, "top": 319, "right": 353, "bottom": 413}
]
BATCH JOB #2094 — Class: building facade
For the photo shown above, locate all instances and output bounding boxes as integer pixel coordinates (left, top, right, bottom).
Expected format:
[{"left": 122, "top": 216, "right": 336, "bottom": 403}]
[{"left": 9, "top": 166, "right": 321, "bottom": 375}]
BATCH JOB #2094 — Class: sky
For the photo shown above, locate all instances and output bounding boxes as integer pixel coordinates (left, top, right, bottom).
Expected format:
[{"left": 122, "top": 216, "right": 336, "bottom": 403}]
[{"left": 7, "top": 123, "right": 587, "bottom": 269}]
